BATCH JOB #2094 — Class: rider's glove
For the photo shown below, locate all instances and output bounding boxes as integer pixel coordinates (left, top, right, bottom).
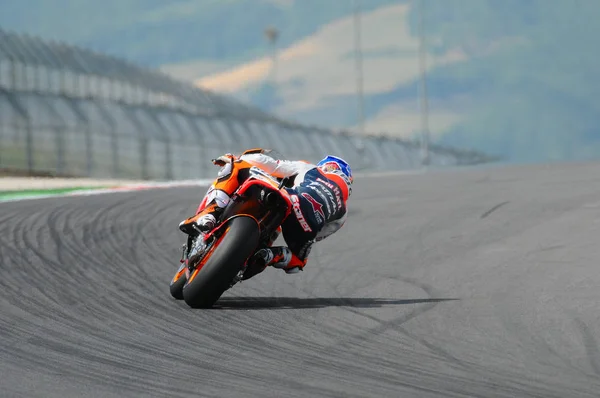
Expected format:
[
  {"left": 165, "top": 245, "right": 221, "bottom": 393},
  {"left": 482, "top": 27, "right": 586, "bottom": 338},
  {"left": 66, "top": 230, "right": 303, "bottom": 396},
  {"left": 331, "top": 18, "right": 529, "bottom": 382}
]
[{"left": 211, "top": 153, "right": 236, "bottom": 167}]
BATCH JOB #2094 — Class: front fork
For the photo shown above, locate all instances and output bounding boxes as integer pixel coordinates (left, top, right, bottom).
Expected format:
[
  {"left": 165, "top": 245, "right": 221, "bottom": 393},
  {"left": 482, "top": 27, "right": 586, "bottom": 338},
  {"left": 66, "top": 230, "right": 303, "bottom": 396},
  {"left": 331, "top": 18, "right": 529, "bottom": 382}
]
[
  {"left": 178, "top": 215, "right": 281, "bottom": 286},
  {"left": 180, "top": 234, "right": 210, "bottom": 279},
  {"left": 179, "top": 234, "right": 194, "bottom": 267}
]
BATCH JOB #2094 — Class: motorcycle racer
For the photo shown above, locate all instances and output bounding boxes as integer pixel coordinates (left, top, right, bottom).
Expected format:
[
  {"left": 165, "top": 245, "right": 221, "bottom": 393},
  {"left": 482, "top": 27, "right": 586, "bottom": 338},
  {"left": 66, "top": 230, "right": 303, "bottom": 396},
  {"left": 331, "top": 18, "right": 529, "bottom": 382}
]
[{"left": 179, "top": 148, "right": 353, "bottom": 277}]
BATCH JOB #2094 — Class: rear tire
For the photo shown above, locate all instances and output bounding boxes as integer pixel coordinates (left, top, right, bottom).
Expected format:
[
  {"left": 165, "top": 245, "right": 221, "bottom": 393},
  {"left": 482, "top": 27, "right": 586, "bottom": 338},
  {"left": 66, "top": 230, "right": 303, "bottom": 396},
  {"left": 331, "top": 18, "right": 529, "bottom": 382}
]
[{"left": 182, "top": 216, "right": 259, "bottom": 308}]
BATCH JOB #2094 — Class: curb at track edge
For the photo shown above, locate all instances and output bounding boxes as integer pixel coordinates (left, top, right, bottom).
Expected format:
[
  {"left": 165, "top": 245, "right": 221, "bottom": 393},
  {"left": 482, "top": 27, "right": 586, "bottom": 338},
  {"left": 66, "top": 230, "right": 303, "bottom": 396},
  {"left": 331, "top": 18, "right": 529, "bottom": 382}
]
[
  {"left": 0, "top": 180, "right": 214, "bottom": 204},
  {"left": 0, "top": 169, "right": 426, "bottom": 204}
]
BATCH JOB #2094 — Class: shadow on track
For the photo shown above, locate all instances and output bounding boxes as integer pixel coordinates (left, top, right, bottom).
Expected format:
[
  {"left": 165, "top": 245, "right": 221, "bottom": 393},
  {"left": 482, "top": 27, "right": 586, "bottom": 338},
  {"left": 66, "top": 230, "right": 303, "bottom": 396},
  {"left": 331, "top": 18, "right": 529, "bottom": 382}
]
[{"left": 214, "top": 297, "right": 458, "bottom": 310}]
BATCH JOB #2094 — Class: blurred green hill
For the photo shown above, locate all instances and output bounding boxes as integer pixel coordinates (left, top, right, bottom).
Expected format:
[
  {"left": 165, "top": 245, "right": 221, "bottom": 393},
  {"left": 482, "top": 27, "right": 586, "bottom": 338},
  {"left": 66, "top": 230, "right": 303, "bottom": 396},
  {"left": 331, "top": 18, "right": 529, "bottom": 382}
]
[
  {"left": 2, "top": 0, "right": 600, "bottom": 162},
  {"left": 408, "top": 0, "right": 600, "bottom": 162},
  {"left": 0, "top": 0, "right": 397, "bottom": 66}
]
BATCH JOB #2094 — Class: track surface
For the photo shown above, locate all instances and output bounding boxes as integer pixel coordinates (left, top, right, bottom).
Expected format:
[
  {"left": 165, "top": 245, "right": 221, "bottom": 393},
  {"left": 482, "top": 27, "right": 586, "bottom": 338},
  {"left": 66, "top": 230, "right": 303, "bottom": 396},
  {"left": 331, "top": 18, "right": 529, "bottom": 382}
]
[{"left": 2, "top": 162, "right": 600, "bottom": 397}]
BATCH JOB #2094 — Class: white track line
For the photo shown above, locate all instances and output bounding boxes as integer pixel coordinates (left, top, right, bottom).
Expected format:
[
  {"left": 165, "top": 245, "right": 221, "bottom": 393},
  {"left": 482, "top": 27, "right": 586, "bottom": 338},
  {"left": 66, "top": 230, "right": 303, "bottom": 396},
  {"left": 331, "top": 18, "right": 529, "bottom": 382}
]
[
  {"left": 0, "top": 180, "right": 213, "bottom": 204},
  {"left": 0, "top": 169, "right": 431, "bottom": 205}
]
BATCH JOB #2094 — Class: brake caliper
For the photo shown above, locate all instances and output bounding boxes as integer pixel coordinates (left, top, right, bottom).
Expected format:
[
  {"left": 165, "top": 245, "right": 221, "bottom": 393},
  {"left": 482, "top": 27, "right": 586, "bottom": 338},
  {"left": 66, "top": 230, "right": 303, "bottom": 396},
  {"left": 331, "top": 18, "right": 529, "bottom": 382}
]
[{"left": 187, "top": 237, "right": 209, "bottom": 271}]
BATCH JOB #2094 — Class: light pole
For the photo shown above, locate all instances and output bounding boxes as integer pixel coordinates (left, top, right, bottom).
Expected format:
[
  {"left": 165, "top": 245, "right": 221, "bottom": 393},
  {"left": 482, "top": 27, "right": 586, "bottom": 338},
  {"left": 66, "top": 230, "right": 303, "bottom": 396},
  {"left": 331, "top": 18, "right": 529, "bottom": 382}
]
[
  {"left": 416, "top": 0, "right": 430, "bottom": 166},
  {"left": 352, "top": 0, "right": 367, "bottom": 166},
  {"left": 352, "top": 0, "right": 366, "bottom": 137},
  {"left": 264, "top": 26, "right": 279, "bottom": 86}
]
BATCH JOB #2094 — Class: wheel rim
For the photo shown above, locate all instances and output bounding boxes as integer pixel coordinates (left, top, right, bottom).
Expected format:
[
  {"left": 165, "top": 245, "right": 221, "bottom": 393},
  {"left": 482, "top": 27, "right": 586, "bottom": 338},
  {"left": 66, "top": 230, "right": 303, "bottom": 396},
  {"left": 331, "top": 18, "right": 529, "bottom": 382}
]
[{"left": 185, "top": 226, "right": 230, "bottom": 285}]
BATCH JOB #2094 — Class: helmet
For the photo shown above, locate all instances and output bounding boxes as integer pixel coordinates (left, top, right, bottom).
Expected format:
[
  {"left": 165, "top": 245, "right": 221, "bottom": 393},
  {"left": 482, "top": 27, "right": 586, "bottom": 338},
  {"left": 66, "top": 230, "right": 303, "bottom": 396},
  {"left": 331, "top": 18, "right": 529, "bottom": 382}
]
[{"left": 317, "top": 155, "right": 353, "bottom": 185}]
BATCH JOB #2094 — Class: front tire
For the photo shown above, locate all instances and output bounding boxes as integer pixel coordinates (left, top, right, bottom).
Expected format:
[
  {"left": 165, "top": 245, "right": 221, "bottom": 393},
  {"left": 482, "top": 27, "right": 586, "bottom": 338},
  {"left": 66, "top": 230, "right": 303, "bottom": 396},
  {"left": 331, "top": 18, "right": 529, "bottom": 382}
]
[
  {"left": 182, "top": 216, "right": 260, "bottom": 308},
  {"left": 169, "top": 263, "right": 188, "bottom": 300}
]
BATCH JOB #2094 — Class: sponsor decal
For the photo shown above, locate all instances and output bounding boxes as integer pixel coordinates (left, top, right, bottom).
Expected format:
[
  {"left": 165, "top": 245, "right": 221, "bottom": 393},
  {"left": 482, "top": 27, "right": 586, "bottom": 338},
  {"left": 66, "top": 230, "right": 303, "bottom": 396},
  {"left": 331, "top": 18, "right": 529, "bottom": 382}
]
[
  {"left": 301, "top": 193, "right": 325, "bottom": 223},
  {"left": 333, "top": 186, "right": 342, "bottom": 209},
  {"left": 310, "top": 181, "right": 338, "bottom": 213},
  {"left": 310, "top": 186, "right": 331, "bottom": 214},
  {"left": 316, "top": 177, "right": 343, "bottom": 209},
  {"left": 316, "top": 177, "right": 335, "bottom": 190},
  {"left": 249, "top": 166, "right": 279, "bottom": 185},
  {"left": 207, "top": 188, "right": 230, "bottom": 207},
  {"left": 291, "top": 194, "right": 312, "bottom": 232}
]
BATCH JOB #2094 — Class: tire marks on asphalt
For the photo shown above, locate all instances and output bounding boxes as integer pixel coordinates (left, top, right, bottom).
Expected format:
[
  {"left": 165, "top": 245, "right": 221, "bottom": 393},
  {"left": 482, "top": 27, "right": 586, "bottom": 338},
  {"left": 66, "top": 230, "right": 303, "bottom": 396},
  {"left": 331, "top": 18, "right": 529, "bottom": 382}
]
[{"left": 1, "top": 168, "right": 600, "bottom": 397}]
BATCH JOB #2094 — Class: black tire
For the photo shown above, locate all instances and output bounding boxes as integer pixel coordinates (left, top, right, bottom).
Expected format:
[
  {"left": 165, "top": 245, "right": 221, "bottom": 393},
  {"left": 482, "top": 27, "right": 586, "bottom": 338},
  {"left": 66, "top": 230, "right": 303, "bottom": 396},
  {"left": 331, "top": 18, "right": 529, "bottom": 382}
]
[
  {"left": 182, "top": 216, "right": 260, "bottom": 308},
  {"left": 169, "top": 263, "right": 187, "bottom": 300}
]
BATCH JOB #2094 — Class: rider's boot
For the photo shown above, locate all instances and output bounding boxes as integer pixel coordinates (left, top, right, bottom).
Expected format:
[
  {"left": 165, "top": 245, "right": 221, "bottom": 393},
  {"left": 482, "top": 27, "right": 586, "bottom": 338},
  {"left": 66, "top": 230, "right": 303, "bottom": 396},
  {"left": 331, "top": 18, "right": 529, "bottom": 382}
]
[
  {"left": 252, "top": 246, "right": 305, "bottom": 274},
  {"left": 242, "top": 246, "right": 289, "bottom": 281},
  {"left": 240, "top": 227, "right": 283, "bottom": 281},
  {"left": 179, "top": 202, "right": 220, "bottom": 235}
]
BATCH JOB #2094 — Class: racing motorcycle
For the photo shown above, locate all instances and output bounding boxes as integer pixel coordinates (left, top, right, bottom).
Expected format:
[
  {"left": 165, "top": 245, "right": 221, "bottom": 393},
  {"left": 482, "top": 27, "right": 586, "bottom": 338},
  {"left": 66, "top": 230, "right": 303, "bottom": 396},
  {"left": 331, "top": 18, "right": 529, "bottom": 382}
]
[{"left": 170, "top": 166, "right": 293, "bottom": 308}]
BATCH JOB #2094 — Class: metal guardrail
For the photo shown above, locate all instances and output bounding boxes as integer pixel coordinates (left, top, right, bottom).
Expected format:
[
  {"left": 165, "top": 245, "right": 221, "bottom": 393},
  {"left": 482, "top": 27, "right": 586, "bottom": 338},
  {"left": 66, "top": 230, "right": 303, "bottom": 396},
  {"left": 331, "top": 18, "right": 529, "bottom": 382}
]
[{"left": 0, "top": 28, "right": 492, "bottom": 180}]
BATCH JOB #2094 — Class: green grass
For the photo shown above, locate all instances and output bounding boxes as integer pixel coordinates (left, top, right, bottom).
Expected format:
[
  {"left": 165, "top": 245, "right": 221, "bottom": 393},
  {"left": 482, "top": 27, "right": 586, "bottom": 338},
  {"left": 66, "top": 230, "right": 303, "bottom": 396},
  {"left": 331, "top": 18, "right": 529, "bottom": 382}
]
[{"left": 0, "top": 186, "right": 112, "bottom": 202}]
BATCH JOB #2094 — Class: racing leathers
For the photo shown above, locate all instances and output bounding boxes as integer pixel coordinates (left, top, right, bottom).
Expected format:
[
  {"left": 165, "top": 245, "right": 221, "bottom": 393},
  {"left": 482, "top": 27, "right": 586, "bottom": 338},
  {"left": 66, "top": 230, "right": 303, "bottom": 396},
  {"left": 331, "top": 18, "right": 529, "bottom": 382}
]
[{"left": 179, "top": 150, "right": 351, "bottom": 276}]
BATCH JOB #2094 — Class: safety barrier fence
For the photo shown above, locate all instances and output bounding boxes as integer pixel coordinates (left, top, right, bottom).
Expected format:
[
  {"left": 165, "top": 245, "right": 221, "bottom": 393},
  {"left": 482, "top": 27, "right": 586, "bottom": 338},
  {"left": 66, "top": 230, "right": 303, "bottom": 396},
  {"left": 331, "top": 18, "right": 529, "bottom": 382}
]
[{"left": 0, "top": 29, "right": 491, "bottom": 180}]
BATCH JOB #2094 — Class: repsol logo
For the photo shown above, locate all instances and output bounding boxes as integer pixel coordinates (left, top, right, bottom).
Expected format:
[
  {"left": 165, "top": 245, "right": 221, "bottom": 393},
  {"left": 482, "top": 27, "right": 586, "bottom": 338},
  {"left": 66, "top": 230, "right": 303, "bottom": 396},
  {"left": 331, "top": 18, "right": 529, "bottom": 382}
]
[
  {"left": 318, "top": 178, "right": 343, "bottom": 209},
  {"left": 316, "top": 177, "right": 334, "bottom": 190},
  {"left": 291, "top": 195, "right": 312, "bottom": 232}
]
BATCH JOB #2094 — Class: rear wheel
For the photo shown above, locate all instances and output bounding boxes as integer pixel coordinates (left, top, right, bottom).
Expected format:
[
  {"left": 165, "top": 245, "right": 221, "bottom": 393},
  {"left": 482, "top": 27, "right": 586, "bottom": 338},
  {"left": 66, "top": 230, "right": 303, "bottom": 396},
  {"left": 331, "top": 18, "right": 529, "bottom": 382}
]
[{"left": 182, "top": 216, "right": 260, "bottom": 308}]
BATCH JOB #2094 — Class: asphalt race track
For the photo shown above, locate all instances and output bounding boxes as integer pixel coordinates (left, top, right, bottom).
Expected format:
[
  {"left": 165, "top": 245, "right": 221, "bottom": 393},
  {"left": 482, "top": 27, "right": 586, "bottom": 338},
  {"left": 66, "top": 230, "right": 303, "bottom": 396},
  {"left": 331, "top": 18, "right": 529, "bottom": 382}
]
[{"left": 2, "top": 162, "right": 600, "bottom": 397}]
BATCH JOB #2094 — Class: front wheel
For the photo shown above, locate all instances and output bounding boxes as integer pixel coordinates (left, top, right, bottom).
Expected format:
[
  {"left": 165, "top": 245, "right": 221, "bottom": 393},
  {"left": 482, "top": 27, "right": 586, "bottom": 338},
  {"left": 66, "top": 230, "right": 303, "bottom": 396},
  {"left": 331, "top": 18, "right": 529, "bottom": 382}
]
[
  {"left": 182, "top": 216, "right": 260, "bottom": 308},
  {"left": 169, "top": 263, "right": 188, "bottom": 300}
]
